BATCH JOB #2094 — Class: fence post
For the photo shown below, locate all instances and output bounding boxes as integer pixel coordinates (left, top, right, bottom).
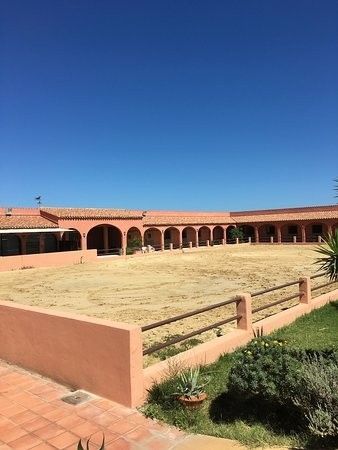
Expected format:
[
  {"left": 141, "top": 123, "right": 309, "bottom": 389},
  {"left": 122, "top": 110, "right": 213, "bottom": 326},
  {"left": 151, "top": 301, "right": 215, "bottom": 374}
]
[
  {"left": 189, "top": 241, "right": 192, "bottom": 249},
  {"left": 293, "top": 235, "right": 297, "bottom": 243},
  {"left": 299, "top": 277, "right": 311, "bottom": 304},
  {"left": 222, "top": 238, "right": 225, "bottom": 245},
  {"left": 270, "top": 236, "right": 274, "bottom": 244},
  {"left": 236, "top": 237, "right": 239, "bottom": 245},
  {"left": 318, "top": 235, "right": 322, "bottom": 243},
  {"left": 206, "top": 240, "right": 209, "bottom": 247},
  {"left": 147, "top": 245, "right": 151, "bottom": 253},
  {"left": 169, "top": 243, "right": 173, "bottom": 251},
  {"left": 248, "top": 236, "right": 251, "bottom": 244},
  {"left": 236, "top": 293, "right": 252, "bottom": 331}
]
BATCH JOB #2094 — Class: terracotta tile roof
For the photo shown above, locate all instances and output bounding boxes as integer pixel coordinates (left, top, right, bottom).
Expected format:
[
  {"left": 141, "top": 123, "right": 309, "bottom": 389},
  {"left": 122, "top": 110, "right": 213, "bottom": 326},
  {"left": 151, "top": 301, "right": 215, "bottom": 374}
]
[
  {"left": 42, "top": 207, "right": 144, "bottom": 220},
  {"left": 232, "top": 210, "right": 338, "bottom": 223},
  {"left": 144, "top": 216, "right": 235, "bottom": 226},
  {"left": 0, "top": 215, "right": 58, "bottom": 230}
]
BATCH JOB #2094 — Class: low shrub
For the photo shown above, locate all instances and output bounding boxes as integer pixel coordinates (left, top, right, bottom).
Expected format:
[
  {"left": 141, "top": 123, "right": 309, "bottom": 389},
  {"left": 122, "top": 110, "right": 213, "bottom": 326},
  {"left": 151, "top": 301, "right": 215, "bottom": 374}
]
[
  {"left": 228, "top": 337, "right": 300, "bottom": 402},
  {"left": 291, "top": 353, "right": 338, "bottom": 438}
]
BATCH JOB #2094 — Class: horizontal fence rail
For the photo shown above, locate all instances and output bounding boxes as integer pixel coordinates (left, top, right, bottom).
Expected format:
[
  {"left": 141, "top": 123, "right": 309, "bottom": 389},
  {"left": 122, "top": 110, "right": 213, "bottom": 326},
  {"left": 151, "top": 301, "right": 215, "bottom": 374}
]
[
  {"left": 142, "top": 270, "right": 337, "bottom": 357},
  {"left": 142, "top": 297, "right": 237, "bottom": 332},
  {"left": 143, "top": 314, "right": 241, "bottom": 356}
]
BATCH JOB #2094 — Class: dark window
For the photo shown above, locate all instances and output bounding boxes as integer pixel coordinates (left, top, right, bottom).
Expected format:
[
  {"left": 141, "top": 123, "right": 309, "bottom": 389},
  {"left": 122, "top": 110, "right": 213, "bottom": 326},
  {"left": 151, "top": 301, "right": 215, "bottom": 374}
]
[
  {"left": 147, "top": 232, "right": 152, "bottom": 239},
  {"left": 164, "top": 230, "right": 171, "bottom": 240},
  {"left": 288, "top": 225, "right": 298, "bottom": 235},
  {"left": 0, "top": 234, "right": 21, "bottom": 256},
  {"left": 312, "top": 224, "right": 323, "bottom": 234},
  {"left": 267, "top": 226, "right": 275, "bottom": 235},
  {"left": 182, "top": 230, "right": 187, "bottom": 239},
  {"left": 26, "top": 234, "right": 40, "bottom": 254}
]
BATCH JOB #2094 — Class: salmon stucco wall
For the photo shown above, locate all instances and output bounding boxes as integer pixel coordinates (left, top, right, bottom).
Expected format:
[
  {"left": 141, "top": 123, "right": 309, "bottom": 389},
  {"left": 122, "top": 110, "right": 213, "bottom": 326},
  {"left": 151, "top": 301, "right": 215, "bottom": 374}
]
[
  {"left": 0, "top": 249, "right": 97, "bottom": 272},
  {"left": 0, "top": 301, "right": 144, "bottom": 407}
]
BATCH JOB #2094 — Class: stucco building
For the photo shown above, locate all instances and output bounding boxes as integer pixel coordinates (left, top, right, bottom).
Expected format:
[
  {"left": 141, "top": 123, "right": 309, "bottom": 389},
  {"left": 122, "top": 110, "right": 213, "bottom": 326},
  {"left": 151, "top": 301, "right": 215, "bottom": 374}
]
[{"left": 1, "top": 204, "right": 338, "bottom": 258}]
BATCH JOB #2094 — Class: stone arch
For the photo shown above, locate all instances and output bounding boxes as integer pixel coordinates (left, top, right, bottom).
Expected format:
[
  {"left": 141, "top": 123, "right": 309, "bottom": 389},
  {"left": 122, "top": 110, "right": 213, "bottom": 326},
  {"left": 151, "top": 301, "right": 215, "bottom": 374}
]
[
  {"left": 333, "top": 223, "right": 338, "bottom": 235},
  {"left": 281, "top": 223, "right": 301, "bottom": 243},
  {"left": 198, "top": 226, "right": 211, "bottom": 245},
  {"left": 212, "top": 226, "right": 224, "bottom": 244},
  {"left": 242, "top": 225, "right": 255, "bottom": 242},
  {"left": 127, "top": 227, "right": 142, "bottom": 247},
  {"left": 0, "top": 234, "right": 21, "bottom": 256},
  {"left": 305, "top": 222, "right": 326, "bottom": 243},
  {"left": 182, "top": 226, "right": 197, "bottom": 246},
  {"left": 143, "top": 227, "right": 162, "bottom": 248},
  {"left": 226, "top": 225, "right": 236, "bottom": 243},
  {"left": 61, "top": 229, "right": 81, "bottom": 251},
  {"left": 164, "top": 227, "right": 180, "bottom": 248},
  {"left": 87, "top": 224, "right": 122, "bottom": 255},
  {"left": 258, "top": 224, "right": 277, "bottom": 243}
]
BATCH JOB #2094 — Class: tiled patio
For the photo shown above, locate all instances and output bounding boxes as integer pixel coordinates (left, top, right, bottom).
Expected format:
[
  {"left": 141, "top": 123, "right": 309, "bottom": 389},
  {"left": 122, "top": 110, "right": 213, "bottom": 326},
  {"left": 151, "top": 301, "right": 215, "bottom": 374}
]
[{"left": 0, "top": 360, "right": 188, "bottom": 449}]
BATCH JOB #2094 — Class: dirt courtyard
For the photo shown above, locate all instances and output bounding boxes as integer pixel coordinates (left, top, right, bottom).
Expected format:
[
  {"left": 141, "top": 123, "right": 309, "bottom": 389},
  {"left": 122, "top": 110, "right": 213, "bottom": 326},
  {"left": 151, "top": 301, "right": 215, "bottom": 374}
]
[{"left": 0, "top": 244, "right": 325, "bottom": 356}]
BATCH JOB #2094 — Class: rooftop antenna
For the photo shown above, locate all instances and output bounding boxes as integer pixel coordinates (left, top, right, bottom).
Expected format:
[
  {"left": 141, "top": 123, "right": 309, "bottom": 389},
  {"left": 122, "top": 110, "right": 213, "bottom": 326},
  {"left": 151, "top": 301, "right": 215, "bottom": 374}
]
[{"left": 35, "top": 195, "right": 42, "bottom": 207}]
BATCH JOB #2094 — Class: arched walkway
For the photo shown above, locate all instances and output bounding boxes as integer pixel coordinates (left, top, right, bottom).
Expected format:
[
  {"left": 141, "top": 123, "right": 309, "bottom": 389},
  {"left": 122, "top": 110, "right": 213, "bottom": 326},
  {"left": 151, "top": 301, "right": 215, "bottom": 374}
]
[
  {"left": 61, "top": 229, "right": 81, "bottom": 251},
  {"left": 26, "top": 234, "right": 40, "bottom": 254},
  {"left": 198, "top": 226, "right": 211, "bottom": 246},
  {"left": 212, "top": 226, "right": 224, "bottom": 244},
  {"left": 259, "top": 224, "right": 277, "bottom": 243},
  {"left": 281, "top": 223, "right": 301, "bottom": 243},
  {"left": 182, "top": 227, "right": 197, "bottom": 247},
  {"left": 43, "top": 234, "right": 58, "bottom": 253},
  {"left": 0, "top": 234, "right": 21, "bottom": 256},
  {"left": 305, "top": 223, "right": 326, "bottom": 242},
  {"left": 242, "top": 225, "right": 255, "bottom": 242},
  {"left": 143, "top": 228, "right": 162, "bottom": 249},
  {"left": 226, "top": 226, "right": 236, "bottom": 243},
  {"left": 87, "top": 224, "right": 122, "bottom": 255},
  {"left": 164, "top": 227, "right": 180, "bottom": 249},
  {"left": 127, "top": 227, "right": 142, "bottom": 248}
]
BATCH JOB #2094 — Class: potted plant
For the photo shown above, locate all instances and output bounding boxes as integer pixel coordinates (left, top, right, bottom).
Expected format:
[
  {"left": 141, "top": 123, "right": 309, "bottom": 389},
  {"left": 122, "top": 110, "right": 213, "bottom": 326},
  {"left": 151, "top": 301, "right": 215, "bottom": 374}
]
[{"left": 174, "top": 367, "right": 208, "bottom": 409}]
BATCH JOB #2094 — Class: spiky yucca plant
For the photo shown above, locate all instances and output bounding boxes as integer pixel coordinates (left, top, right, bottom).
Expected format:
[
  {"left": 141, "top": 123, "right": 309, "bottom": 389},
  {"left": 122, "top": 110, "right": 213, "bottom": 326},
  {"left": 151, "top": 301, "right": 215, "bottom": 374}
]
[
  {"left": 315, "top": 231, "right": 338, "bottom": 281},
  {"left": 77, "top": 436, "right": 104, "bottom": 450}
]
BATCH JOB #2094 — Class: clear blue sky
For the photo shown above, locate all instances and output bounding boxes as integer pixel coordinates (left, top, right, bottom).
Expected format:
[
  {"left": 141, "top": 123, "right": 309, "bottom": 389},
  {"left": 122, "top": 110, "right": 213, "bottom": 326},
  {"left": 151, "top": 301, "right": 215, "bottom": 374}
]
[{"left": 1, "top": 0, "right": 337, "bottom": 211}]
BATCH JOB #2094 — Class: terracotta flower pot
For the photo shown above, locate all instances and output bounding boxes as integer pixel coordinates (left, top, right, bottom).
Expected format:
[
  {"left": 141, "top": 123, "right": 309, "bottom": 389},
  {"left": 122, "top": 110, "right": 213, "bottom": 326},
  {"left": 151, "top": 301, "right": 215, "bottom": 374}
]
[{"left": 178, "top": 392, "right": 207, "bottom": 409}]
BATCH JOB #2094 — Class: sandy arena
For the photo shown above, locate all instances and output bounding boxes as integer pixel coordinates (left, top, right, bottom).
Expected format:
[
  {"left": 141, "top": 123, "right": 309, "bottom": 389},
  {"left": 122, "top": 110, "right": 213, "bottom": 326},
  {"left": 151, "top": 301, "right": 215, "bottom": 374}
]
[{"left": 0, "top": 244, "right": 327, "bottom": 362}]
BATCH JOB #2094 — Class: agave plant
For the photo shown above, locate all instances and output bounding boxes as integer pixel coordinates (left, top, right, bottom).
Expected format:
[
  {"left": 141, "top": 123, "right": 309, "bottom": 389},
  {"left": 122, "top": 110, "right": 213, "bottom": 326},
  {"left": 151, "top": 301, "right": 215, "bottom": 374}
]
[
  {"left": 77, "top": 435, "right": 105, "bottom": 450},
  {"left": 173, "top": 367, "right": 209, "bottom": 399},
  {"left": 315, "top": 231, "right": 338, "bottom": 281}
]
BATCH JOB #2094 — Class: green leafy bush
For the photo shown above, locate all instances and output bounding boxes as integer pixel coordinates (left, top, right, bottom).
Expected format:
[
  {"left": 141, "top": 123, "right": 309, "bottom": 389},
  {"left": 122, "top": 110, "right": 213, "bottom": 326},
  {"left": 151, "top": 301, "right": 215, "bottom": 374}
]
[
  {"left": 291, "top": 353, "right": 338, "bottom": 437},
  {"left": 228, "top": 337, "right": 300, "bottom": 401}
]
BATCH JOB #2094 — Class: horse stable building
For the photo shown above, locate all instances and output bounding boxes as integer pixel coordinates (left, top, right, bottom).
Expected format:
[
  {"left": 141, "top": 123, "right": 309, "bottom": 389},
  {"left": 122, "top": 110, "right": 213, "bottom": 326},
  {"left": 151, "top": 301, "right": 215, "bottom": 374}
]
[{"left": 0, "top": 204, "right": 338, "bottom": 270}]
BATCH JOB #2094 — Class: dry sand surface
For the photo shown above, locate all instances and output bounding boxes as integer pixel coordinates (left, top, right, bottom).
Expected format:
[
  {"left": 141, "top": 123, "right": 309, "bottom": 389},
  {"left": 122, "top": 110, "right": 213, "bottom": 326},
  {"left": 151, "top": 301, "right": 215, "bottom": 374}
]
[{"left": 0, "top": 244, "right": 327, "bottom": 363}]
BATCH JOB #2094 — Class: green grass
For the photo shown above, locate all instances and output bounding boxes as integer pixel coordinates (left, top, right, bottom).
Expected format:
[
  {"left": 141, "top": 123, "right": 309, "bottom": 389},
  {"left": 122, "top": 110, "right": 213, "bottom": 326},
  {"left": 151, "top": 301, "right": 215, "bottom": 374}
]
[
  {"left": 271, "top": 301, "right": 338, "bottom": 350},
  {"left": 141, "top": 301, "right": 338, "bottom": 448}
]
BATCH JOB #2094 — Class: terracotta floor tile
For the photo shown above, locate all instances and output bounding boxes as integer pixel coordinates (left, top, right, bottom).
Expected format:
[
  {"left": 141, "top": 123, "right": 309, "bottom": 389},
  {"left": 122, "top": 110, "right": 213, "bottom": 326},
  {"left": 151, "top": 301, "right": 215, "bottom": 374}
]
[
  {"left": 33, "top": 422, "right": 64, "bottom": 440},
  {"left": 9, "top": 433, "right": 43, "bottom": 450},
  {"left": 0, "top": 444, "right": 12, "bottom": 449},
  {"left": 30, "top": 443, "right": 56, "bottom": 449},
  {"left": 125, "top": 426, "right": 154, "bottom": 443},
  {"left": 76, "top": 404, "right": 103, "bottom": 420},
  {"left": 1, "top": 426, "right": 27, "bottom": 444},
  {"left": 10, "top": 410, "right": 38, "bottom": 425},
  {"left": 38, "top": 389, "right": 64, "bottom": 402},
  {"left": 71, "top": 421, "right": 101, "bottom": 438},
  {"left": 109, "top": 406, "right": 135, "bottom": 418},
  {"left": 43, "top": 407, "right": 72, "bottom": 422},
  {"left": 27, "top": 384, "right": 50, "bottom": 396},
  {"left": 0, "top": 420, "right": 16, "bottom": 435},
  {"left": 1, "top": 404, "right": 27, "bottom": 419},
  {"left": 146, "top": 437, "right": 173, "bottom": 450},
  {"left": 56, "top": 413, "right": 86, "bottom": 429},
  {"left": 31, "top": 403, "right": 56, "bottom": 415},
  {"left": 92, "top": 411, "right": 120, "bottom": 428},
  {"left": 108, "top": 437, "right": 140, "bottom": 450},
  {"left": 22, "top": 416, "right": 51, "bottom": 432},
  {"left": 90, "top": 429, "right": 119, "bottom": 445},
  {"left": 47, "top": 430, "right": 79, "bottom": 449},
  {"left": 91, "top": 399, "right": 115, "bottom": 411},
  {"left": 108, "top": 420, "right": 138, "bottom": 436}
]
